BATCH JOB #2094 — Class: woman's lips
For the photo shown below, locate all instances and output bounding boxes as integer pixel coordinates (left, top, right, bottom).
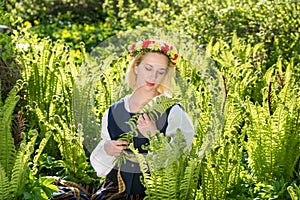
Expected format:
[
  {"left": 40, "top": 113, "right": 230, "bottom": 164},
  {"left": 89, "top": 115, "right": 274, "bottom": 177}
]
[{"left": 146, "top": 81, "right": 155, "bottom": 87}]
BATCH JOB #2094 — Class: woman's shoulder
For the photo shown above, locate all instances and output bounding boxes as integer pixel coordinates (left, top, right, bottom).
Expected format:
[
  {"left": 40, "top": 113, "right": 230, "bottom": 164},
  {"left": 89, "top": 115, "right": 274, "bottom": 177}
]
[
  {"left": 108, "top": 95, "right": 133, "bottom": 113},
  {"left": 109, "top": 96, "right": 127, "bottom": 108}
]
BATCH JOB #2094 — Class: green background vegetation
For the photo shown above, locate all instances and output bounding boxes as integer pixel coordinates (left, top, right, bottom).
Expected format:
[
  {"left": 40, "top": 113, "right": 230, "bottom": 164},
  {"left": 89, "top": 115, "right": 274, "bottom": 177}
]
[{"left": 0, "top": 0, "right": 299, "bottom": 199}]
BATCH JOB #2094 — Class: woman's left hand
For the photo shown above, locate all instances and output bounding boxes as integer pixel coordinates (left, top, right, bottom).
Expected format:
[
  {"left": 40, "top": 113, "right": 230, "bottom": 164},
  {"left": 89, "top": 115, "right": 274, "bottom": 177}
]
[{"left": 137, "top": 113, "right": 157, "bottom": 138}]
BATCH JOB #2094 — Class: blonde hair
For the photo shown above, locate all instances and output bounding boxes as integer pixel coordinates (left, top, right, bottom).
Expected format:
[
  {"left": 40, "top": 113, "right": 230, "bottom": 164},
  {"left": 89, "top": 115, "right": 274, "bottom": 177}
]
[{"left": 125, "top": 52, "right": 175, "bottom": 95}]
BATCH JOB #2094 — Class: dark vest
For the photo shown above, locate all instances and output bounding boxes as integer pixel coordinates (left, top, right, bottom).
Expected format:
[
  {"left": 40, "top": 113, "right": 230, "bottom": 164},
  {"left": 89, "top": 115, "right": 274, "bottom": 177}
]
[{"left": 106, "top": 98, "right": 173, "bottom": 195}]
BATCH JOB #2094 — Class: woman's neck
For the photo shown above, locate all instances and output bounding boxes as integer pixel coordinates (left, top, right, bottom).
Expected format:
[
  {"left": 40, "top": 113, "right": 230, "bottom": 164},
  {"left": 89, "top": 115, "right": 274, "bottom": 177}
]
[{"left": 128, "top": 89, "right": 160, "bottom": 113}]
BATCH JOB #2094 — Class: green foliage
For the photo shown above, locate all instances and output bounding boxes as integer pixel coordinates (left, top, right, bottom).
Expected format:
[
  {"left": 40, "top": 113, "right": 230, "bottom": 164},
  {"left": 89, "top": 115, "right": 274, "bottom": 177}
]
[
  {"left": 104, "top": 0, "right": 300, "bottom": 65},
  {"left": 16, "top": 31, "right": 79, "bottom": 124},
  {"left": 15, "top": 30, "right": 81, "bottom": 158},
  {"left": 206, "top": 34, "right": 266, "bottom": 103},
  {"left": 6, "top": 0, "right": 113, "bottom": 51},
  {"left": 130, "top": 129, "right": 197, "bottom": 200},
  {"left": 2, "top": 0, "right": 300, "bottom": 198},
  {"left": 0, "top": 2, "right": 22, "bottom": 102},
  {"left": 34, "top": 106, "right": 94, "bottom": 184},
  {"left": 0, "top": 164, "right": 10, "bottom": 199},
  {"left": 6, "top": 0, "right": 300, "bottom": 66},
  {"left": 0, "top": 82, "right": 57, "bottom": 200},
  {"left": 288, "top": 183, "right": 300, "bottom": 200},
  {"left": 6, "top": 0, "right": 106, "bottom": 23},
  {"left": 244, "top": 58, "right": 300, "bottom": 184},
  {"left": 198, "top": 95, "right": 245, "bottom": 199},
  {"left": 12, "top": 28, "right": 100, "bottom": 188},
  {"left": 73, "top": 54, "right": 131, "bottom": 153},
  {"left": 0, "top": 82, "right": 22, "bottom": 178}
]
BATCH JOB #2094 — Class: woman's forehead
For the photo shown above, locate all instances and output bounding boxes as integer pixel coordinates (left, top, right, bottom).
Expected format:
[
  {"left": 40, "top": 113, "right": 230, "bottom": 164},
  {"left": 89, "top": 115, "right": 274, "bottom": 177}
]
[
  {"left": 141, "top": 52, "right": 169, "bottom": 65},
  {"left": 141, "top": 63, "right": 168, "bottom": 70}
]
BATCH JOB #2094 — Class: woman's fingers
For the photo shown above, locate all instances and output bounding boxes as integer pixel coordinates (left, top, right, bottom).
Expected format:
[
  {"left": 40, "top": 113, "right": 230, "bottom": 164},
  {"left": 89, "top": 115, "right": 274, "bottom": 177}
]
[
  {"left": 138, "top": 113, "right": 151, "bottom": 126},
  {"left": 142, "top": 113, "right": 151, "bottom": 121},
  {"left": 113, "top": 140, "right": 128, "bottom": 147},
  {"left": 104, "top": 140, "right": 128, "bottom": 156},
  {"left": 137, "top": 113, "right": 157, "bottom": 138}
]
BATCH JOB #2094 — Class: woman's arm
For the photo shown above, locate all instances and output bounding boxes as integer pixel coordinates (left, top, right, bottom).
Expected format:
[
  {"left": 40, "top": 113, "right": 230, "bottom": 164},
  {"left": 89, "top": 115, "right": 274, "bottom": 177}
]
[
  {"left": 165, "top": 104, "right": 194, "bottom": 149},
  {"left": 90, "top": 109, "right": 115, "bottom": 177}
]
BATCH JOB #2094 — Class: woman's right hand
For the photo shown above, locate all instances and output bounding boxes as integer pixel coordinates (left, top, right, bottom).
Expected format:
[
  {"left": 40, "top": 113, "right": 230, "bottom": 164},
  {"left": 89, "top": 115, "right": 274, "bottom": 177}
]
[{"left": 104, "top": 140, "right": 128, "bottom": 156}]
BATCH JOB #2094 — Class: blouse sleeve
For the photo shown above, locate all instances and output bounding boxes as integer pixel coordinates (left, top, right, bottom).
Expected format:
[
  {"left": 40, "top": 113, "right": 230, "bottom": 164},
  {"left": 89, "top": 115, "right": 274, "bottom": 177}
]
[
  {"left": 165, "top": 104, "right": 194, "bottom": 149},
  {"left": 90, "top": 109, "right": 115, "bottom": 177}
]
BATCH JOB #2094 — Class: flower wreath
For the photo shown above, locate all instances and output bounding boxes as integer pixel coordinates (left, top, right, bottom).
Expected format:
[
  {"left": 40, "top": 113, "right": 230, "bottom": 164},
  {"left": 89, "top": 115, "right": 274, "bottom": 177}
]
[{"left": 128, "top": 39, "right": 179, "bottom": 65}]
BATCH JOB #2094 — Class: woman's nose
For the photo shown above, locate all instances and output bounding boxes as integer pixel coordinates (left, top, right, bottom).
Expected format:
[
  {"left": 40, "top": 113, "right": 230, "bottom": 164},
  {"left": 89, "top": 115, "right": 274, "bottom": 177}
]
[
  {"left": 149, "top": 70, "right": 157, "bottom": 80},
  {"left": 153, "top": 71, "right": 162, "bottom": 81}
]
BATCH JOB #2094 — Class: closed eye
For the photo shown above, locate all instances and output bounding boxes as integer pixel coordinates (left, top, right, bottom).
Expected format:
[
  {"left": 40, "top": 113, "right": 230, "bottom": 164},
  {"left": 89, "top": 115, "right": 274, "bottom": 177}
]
[
  {"left": 158, "top": 70, "right": 167, "bottom": 75},
  {"left": 144, "top": 64, "right": 153, "bottom": 71}
]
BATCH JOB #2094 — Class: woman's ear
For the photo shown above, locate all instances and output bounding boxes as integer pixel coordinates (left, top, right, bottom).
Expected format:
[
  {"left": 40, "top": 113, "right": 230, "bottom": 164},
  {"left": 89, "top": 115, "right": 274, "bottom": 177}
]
[{"left": 134, "top": 65, "right": 138, "bottom": 74}]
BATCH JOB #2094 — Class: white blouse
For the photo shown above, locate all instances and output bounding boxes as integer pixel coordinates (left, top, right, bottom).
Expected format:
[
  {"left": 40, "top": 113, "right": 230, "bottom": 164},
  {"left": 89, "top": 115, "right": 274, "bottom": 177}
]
[{"left": 90, "top": 94, "right": 194, "bottom": 177}]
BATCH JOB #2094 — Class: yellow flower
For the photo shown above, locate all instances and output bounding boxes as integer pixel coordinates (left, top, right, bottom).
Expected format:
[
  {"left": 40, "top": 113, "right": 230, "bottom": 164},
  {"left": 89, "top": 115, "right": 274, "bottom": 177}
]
[
  {"left": 75, "top": 49, "right": 81, "bottom": 56},
  {"left": 135, "top": 43, "right": 142, "bottom": 51},
  {"left": 33, "top": 20, "right": 39, "bottom": 25},
  {"left": 169, "top": 49, "right": 176, "bottom": 58},
  {"left": 153, "top": 42, "right": 161, "bottom": 50},
  {"left": 61, "top": 29, "right": 71, "bottom": 39},
  {"left": 24, "top": 21, "right": 32, "bottom": 27}
]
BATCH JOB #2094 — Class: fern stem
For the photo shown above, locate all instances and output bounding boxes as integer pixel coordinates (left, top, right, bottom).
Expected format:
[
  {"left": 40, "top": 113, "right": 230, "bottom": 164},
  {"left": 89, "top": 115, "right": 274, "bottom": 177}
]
[
  {"left": 222, "top": 74, "right": 228, "bottom": 114},
  {"left": 268, "top": 81, "right": 273, "bottom": 116}
]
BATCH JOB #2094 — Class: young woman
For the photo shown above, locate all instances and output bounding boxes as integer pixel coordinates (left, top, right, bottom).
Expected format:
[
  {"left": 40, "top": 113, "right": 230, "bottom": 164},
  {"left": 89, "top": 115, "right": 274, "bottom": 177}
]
[{"left": 90, "top": 39, "right": 194, "bottom": 200}]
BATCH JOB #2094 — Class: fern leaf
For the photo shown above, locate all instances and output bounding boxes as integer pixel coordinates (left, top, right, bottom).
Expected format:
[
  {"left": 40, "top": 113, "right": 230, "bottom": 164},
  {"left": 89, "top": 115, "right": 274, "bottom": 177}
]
[
  {"left": 0, "top": 83, "right": 23, "bottom": 178},
  {"left": 179, "top": 159, "right": 201, "bottom": 200},
  {"left": 32, "top": 131, "right": 52, "bottom": 175},
  {"left": 0, "top": 80, "right": 2, "bottom": 107},
  {"left": 0, "top": 163, "right": 11, "bottom": 200},
  {"left": 10, "top": 129, "right": 38, "bottom": 198}
]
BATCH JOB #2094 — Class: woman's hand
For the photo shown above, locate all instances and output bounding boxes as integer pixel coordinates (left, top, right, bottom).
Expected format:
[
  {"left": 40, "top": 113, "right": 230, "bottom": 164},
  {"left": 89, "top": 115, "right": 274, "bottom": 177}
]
[
  {"left": 104, "top": 140, "right": 128, "bottom": 156},
  {"left": 137, "top": 113, "right": 157, "bottom": 138}
]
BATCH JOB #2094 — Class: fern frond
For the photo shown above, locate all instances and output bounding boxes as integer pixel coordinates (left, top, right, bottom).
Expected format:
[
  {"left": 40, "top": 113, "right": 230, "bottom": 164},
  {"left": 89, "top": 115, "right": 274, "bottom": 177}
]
[
  {"left": 10, "top": 129, "right": 38, "bottom": 198},
  {"left": 142, "top": 96, "right": 178, "bottom": 121},
  {"left": 35, "top": 106, "right": 89, "bottom": 181},
  {"left": 32, "top": 131, "right": 52, "bottom": 175},
  {"left": 245, "top": 78, "right": 300, "bottom": 183},
  {"left": 198, "top": 95, "right": 245, "bottom": 199},
  {"left": 0, "top": 83, "right": 23, "bottom": 178},
  {"left": 130, "top": 129, "right": 192, "bottom": 199},
  {"left": 245, "top": 101, "right": 273, "bottom": 181},
  {"left": 0, "top": 163, "right": 11, "bottom": 200},
  {"left": 179, "top": 159, "right": 201, "bottom": 200}
]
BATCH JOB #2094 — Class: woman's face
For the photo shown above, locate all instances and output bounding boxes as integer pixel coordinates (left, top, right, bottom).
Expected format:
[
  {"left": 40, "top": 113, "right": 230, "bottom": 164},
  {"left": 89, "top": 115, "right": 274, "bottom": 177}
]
[{"left": 134, "top": 52, "right": 169, "bottom": 92}]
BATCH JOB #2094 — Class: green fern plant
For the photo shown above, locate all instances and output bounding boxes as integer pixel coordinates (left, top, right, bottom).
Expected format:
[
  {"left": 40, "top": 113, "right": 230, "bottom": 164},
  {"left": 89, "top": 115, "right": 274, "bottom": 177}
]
[
  {"left": 125, "top": 90, "right": 221, "bottom": 199},
  {"left": 198, "top": 95, "right": 246, "bottom": 199},
  {"left": 0, "top": 81, "right": 21, "bottom": 179},
  {"left": 0, "top": 82, "right": 57, "bottom": 200},
  {"left": 244, "top": 59, "right": 300, "bottom": 183},
  {"left": 34, "top": 106, "right": 94, "bottom": 184},
  {"left": 15, "top": 31, "right": 80, "bottom": 158},
  {"left": 73, "top": 54, "right": 128, "bottom": 153},
  {"left": 129, "top": 129, "right": 192, "bottom": 200},
  {"left": 206, "top": 33, "right": 266, "bottom": 103}
]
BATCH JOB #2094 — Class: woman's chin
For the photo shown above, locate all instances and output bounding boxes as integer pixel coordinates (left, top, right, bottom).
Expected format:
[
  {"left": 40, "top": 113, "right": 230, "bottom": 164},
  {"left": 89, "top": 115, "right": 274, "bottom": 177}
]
[{"left": 134, "top": 85, "right": 159, "bottom": 94}]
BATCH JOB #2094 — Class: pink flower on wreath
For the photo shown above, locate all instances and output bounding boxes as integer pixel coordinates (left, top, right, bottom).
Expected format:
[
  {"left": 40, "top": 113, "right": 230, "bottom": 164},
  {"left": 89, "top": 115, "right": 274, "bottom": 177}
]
[
  {"left": 161, "top": 43, "right": 170, "bottom": 54},
  {"left": 142, "top": 40, "right": 152, "bottom": 49},
  {"left": 128, "top": 39, "right": 179, "bottom": 65},
  {"left": 130, "top": 43, "right": 136, "bottom": 51}
]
